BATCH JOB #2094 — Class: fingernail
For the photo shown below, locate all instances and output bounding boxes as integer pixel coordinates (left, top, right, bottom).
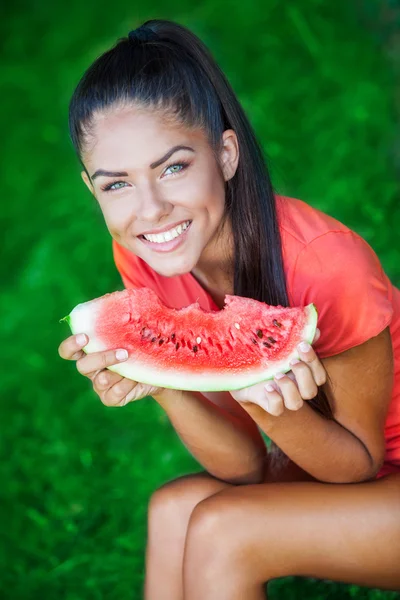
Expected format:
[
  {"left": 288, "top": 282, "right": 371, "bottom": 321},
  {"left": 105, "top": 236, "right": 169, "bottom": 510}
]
[
  {"left": 116, "top": 349, "right": 128, "bottom": 361},
  {"left": 274, "top": 372, "right": 285, "bottom": 379},
  {"left": 299, "top": 342, "right": 311, "bottom": 352},
  {"left": 265, "top": 384, "right": 275, "bottom": 392},
  {"left": 290, "top": 358, "right": 301, "bottom": 366},
  {"left": 76, "top": 334, "right": 87, "bottom": 346}
]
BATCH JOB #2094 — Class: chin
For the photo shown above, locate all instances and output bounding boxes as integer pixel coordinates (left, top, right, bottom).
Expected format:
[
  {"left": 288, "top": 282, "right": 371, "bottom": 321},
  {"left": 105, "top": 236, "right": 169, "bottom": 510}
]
[{"left": 152, "top": 258, "right": 195, "bottom": 279}]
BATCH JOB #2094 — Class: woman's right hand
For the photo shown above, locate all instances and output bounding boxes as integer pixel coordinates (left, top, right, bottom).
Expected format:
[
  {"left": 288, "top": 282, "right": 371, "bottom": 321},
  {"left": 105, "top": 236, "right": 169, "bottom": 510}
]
[{"left": 58, "top": 333, "right": 166, "bottom": 406}]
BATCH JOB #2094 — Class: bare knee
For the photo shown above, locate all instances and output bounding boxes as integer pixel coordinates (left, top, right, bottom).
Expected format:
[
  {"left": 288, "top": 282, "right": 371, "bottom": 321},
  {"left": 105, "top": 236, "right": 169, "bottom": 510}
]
[{"left": 147, "top": 471, "right": 232, "bottom": 533}]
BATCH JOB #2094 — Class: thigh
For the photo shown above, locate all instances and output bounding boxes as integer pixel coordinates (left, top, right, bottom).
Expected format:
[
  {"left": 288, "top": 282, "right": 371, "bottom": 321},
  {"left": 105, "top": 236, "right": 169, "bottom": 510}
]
[{"left": 185, "top": 473, "right": 400, "bottom": 591}]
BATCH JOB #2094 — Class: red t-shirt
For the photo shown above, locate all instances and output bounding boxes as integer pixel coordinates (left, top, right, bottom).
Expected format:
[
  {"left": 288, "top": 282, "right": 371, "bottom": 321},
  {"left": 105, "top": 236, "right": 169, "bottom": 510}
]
[{"left": 112, "top": 195, "right": 400, "bottom": 477}]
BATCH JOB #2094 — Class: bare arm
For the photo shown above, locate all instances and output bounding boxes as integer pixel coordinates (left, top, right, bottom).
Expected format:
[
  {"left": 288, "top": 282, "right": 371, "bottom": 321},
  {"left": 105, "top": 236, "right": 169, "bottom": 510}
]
[
  {"left": 238, "top": 327, "right": 394, "bottom": 483},
  {"left": 153, "top": 388, "right": 268, "bottom": 485}
]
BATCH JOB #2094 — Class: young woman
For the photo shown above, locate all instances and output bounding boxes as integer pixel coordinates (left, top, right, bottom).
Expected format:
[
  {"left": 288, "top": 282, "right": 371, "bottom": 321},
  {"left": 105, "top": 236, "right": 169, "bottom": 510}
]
[{"left": 58, "top": 20, "right": 400, "bottom": 599}]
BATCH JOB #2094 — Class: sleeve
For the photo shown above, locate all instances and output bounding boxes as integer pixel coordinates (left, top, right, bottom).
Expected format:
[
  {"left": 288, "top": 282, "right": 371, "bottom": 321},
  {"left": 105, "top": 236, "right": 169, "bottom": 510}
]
[{"left": 290, "top": 230, "right": 393, "bottom": 358}]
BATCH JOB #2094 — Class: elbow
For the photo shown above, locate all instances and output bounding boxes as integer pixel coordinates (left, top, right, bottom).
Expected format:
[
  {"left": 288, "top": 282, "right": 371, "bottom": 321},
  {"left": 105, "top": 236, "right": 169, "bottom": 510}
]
[{"left": 318, "top": 458, "right": 385, "bottom": 484}]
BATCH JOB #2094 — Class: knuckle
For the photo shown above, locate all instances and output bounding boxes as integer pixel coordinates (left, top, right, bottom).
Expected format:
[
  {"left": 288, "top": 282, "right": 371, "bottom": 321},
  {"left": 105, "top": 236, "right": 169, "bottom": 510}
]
[
  {"left": 95, "top": 371, "right": 109, "bottom": 387},
  {"left": 103, "top": 390, "right": 119, "bottom": 406},
  {"left": 288, "top": 398, "right": 304, "bottom": 410},
  {"left": 113, "top": 383, "right": 126, "bottom": 397},
  {"left": 269, "top": 398, "right": 284, "bottom": 416},
  {"left": 302, "top": 386, "right": 319, "bottom": 400},
  {"left": 100, "top": 353, "right": 109, "bottom": 370},
  {"left": 100, "top": 394, "right": 113, "bottom": 406}
]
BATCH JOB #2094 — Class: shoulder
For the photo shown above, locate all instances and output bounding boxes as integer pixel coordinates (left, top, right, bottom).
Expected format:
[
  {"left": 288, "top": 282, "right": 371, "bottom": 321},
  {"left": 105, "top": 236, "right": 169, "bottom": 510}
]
[
  {"left": 276, "top": 194, "right": 352, "bottom": 247},
  {"left": 280, "top": 208, "right": 394, "bottom": 358}
]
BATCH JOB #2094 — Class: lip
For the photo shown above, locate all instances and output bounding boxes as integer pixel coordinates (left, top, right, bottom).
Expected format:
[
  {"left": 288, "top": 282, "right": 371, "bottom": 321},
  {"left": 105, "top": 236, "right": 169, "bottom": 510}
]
[
  {"left": 139, "top": 219, "right": 191, "bottom": 236},
  {"left": 139, "top": 221, "right": 192, "bottom": 253}
]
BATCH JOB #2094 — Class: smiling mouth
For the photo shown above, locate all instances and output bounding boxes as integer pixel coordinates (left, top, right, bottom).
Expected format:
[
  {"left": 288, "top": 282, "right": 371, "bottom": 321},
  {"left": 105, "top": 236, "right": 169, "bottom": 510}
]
[{"left": 139, "top": 220, "right": 192, "bottom": 244}]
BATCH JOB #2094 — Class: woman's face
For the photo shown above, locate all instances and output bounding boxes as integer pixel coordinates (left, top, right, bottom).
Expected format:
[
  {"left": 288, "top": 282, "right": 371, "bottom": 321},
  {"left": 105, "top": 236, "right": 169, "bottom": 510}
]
[{"left": 81, "top": 106, "right": 239, "bottom": 278}]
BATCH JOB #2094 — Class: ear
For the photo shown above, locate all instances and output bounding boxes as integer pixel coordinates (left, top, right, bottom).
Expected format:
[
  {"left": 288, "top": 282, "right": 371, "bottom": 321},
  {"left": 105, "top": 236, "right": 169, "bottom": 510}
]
[
  {"left": 81, "top": 170, "right": 95, "bottom": 196},
  {"left": 219, "top": 129, "right": 239, "bottom": 182}
]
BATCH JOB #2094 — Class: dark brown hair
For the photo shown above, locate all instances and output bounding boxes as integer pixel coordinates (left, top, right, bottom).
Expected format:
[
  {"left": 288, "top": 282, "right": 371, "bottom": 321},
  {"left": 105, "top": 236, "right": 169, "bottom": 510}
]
[{"left": 68, "top": 19, "right": 334, "bottom": 468}]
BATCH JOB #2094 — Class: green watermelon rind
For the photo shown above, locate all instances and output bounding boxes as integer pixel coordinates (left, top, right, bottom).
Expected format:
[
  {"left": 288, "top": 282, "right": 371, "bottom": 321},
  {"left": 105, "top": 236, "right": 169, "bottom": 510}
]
[{"left": 61, "top": 301, "right": 318, "bottom": 392}]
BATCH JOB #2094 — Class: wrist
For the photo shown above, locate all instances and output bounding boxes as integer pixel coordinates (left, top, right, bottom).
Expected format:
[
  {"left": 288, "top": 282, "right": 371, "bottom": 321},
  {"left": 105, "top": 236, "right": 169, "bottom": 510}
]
[{"left": 152, "top": 387, "right": 184, "bottom": 407}]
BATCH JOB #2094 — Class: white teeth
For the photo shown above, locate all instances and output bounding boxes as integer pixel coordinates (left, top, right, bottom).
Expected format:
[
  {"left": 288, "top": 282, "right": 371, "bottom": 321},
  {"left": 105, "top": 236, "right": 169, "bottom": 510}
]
[{"left": 143, "top": 220, "right": 190, "bottom": 243}]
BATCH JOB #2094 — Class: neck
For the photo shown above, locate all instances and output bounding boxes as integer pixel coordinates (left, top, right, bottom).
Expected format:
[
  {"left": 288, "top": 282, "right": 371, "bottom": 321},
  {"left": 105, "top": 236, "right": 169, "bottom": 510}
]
[{"left": 191, "top": 218, "right": 234, "bottom": 308}]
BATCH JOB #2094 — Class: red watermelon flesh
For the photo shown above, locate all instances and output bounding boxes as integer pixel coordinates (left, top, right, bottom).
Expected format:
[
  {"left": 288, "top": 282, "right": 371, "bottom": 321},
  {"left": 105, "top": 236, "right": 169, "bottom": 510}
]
[{"left": 63, "top": 287, "right": 318, "bottom": 392}]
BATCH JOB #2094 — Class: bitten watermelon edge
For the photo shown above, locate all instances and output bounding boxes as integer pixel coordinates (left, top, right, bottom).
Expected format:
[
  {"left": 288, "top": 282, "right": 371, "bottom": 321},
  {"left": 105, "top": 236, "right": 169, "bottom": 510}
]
[{"left": 61, "top": 287, "right": 318, "bottom": 392}]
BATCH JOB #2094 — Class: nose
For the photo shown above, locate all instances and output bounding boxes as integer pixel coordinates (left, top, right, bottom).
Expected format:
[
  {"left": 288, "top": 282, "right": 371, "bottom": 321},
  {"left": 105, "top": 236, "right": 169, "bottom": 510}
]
[{"left": 135, "top": 183, "right": 173, "bottom": 224}]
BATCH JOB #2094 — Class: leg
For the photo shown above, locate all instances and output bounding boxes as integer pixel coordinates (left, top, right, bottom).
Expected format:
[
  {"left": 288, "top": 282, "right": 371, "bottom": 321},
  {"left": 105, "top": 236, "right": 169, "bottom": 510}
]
[
  {"left": 144, "top": 471, "right": 232, "bottom": 600},
  {"left": 144, "top": 458, "right": 317, "bottom": 599},
  {"left": 183, "top": 473, "right": 400, "bottom": 599}
]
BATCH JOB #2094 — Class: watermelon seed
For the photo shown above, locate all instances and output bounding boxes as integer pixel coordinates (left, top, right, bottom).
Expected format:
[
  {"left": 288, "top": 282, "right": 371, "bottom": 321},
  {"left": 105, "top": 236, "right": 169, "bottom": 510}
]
[
  {"left": 234, "top": 322, "right": 240, "bottom": 329},
  {"left": 159, "top": 339, "right": 164, "bottom": 345},
  {"left": 151, "top": 337, "right": 157, "bottom": 343},
  {"left": 251, "top": 338, "right": 258, "bottom": 345},
  {"left": 268, "top": 336, "right": 277, "bottom": 343},
  {"left": 175, "top": 342, "right": 180, "bottom": 350},
  {"left": 193, "top": 345, "right": 198, "bottom": 353},
  {"left": 256, "top": 329, "right": 263, "bottom": 338},
  {"left": 171, "top": 333, "right": 176, "bottom": 341},
  {"left": 263, "top": 342, "right": 272, "bottom": 348},
  {"left": 273, "top": 320, "right": 282, "bottom": 328},
  {"left": 196, "top": 336, "right": 202, "bottom": 344}
]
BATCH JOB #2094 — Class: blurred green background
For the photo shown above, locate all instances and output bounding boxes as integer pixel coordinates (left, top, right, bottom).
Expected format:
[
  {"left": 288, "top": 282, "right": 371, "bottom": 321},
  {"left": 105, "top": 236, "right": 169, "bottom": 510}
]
[{"left": 1, "top": 0, "right": 400, "bottom": 598}]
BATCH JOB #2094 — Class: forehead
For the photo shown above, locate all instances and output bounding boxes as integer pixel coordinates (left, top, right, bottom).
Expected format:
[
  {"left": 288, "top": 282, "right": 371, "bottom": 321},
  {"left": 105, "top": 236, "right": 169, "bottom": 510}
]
[{"left": 83, "top": 105, "right": 207, "bottom": 169}]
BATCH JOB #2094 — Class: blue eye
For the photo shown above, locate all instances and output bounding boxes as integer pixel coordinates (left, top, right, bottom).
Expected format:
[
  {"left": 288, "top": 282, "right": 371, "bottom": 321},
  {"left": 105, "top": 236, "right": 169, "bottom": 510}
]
[
  {"left": 164, "top": 161, "right": 189, "bottom": 176},
  {"left": 101, "top": 181, "right": 127, "bottom": 192},
  {"left": 100, "top": 160, "right": 190, "bottom": 193}
]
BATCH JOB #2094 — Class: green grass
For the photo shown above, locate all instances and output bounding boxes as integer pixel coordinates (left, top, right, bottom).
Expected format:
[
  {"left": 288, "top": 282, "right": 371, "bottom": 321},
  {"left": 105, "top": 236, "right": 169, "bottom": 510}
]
[{"left": 1, "top": 0, "right": 400, "bottom": 598}]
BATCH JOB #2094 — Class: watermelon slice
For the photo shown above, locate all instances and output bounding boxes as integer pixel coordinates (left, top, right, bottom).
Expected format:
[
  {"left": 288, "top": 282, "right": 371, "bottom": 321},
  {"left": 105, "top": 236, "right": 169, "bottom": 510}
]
[{"left": 61, "top": 288, "right": 318, "bottom": 392}]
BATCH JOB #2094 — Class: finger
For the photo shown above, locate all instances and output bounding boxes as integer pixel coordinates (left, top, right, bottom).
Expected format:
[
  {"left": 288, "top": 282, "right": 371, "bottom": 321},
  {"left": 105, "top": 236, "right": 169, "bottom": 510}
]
[
  {"left": 58, "top": 333, "right": 88, "bottom": 361},
  {"left": 296, "top": 342, "right": 327, "bottom": 386},
  {"left": 312, "top": 328, "right": 320, "bottom": 344},
  {"left": 273, "top": 373, "right": 304, "bottom": 411},
  {"left": 76, "top": 348, "right": 129, "bottom": 378},
  {"left": 93, "top": 369, "right": 124, "bottom": 393},
  {"left": 264, "top": 384, "right": 285, "bottom": 416},
  {"left": 102, "top": 377, "right": 137, "bottom": 407},
  {"left": 287, "top": 361, "right": 319, "bottom": 400}
]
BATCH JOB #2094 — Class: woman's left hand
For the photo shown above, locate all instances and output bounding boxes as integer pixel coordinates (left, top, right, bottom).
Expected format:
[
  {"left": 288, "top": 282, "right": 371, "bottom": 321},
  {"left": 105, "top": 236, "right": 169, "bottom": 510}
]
[{"left": 230, "top": 328, "right": 327, "bottom": 416}]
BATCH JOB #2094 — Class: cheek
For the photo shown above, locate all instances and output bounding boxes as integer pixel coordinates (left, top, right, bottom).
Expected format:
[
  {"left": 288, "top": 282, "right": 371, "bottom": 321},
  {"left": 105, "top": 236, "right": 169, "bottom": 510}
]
[
  {"left": 100, "top": 200, "right": 132, "bottom": 231},
  {"left": 187, "top": 172, "right": 226, "bottom": 215}
]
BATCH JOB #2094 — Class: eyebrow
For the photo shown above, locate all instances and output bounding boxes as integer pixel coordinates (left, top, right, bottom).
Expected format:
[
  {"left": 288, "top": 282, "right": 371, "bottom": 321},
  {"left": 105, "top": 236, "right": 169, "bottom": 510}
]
[{"left": 90, "top": 145, "right": 195, "bottom": 180}]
